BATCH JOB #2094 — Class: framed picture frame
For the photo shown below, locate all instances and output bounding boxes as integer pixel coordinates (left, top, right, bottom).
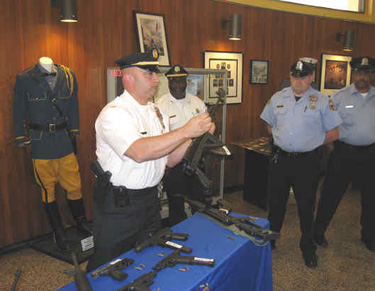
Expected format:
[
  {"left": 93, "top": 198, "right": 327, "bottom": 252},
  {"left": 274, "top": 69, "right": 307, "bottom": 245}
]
[
  {"left": 203, "top": 51, "right": 243, "bottom": 104},
  {"left": 133, "top": 11, "right": 170, "bottom": 66},
  {"left": 320, "top": 54, "right": 352, "bottom": 96},
  {"left": 250, "top": 60, "right": 269, "bottom": 84}
]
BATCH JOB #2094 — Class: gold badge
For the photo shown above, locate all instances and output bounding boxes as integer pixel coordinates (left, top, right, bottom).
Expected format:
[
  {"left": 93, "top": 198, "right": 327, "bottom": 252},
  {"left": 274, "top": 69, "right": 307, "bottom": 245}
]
[
  {"left": 152, "top": 48, "right": 159, "bottom": 59},
  {"left": 196, "top": 108, "right": 200, "bottom": 113},
  {"left": 329, "top": 99, "right": 337, "bottom": 111},
  {"left": 309, "top": 95, "right": 318, "bottom": 109},
  {"left": 175, "top": 65, "right": 180, "bottom": 73}
]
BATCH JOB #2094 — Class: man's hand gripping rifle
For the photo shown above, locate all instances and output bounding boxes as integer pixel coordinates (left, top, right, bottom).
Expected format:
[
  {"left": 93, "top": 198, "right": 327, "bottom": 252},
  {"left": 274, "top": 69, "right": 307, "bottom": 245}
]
[
  {"left": 182, "top": 89, "right": 231, "bottom": 195},
  {"left": 187, "top": 199, "right": 280, "bottom": 242},
  {"left": 134, "top": 227, "right": 192, "bottom": 253}
]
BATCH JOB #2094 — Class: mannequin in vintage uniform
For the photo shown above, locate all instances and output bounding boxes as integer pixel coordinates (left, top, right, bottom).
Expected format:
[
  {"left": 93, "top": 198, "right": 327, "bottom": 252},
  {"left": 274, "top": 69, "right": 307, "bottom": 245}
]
[{"left": 13, "top": 57, "right": 90, "bottom": 251}]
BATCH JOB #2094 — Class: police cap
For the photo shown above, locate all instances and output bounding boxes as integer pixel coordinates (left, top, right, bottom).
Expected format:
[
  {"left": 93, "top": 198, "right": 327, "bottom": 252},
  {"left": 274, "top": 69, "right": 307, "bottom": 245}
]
[
  {"left": 290, "top": 60, "right": 314, "bottom": 77},
  {"left": 116, "top": 48, "right": 161, "bottom": 73},
  {"left": 165, "top": 65, "right": 188, "bottom": 78},
  {"left": 350, "top": 56, "right": 375, "bottom": 72}
]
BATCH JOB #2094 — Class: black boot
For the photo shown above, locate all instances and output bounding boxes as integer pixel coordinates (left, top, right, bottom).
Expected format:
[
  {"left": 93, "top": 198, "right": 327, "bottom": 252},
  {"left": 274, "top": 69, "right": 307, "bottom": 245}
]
[
  {"left": 67, "top": 198, "right": 92, "bottom": 237},
  {"left": 44, "top": 202, "right": 69, "bottom": 251}
]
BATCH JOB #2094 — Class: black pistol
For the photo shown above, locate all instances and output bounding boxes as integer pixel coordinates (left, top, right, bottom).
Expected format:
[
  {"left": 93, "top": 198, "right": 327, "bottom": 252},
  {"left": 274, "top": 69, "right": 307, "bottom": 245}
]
[
  {"left": 134, "top": 227, "right": 191, "bottom": 253},
  {"left": 91, "top": 160, "right": 112, "bottom": 187},
  {"left": 152, "top": 250, "right": 215, "bottom": 271},
  {"left": 91, "top": 257, "right": 134, "bottom": 281},
  {"left": 118, "top": 271, "right": 157, "bottom": 291}
]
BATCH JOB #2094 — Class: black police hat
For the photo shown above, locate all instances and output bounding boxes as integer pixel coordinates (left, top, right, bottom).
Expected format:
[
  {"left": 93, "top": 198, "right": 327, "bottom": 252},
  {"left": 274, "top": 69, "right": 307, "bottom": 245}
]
[
  {"left": 115, "top": 48, "right": 161, "bottom": 73},
  {"left": 350, "top": 56, "right": 375, "bottom": 72},
  {"left": 290, "top": 60, "right": 314, "bottom": 77},
  {"left": 165, "top": 65, "right": 188, "bottom": 78}
]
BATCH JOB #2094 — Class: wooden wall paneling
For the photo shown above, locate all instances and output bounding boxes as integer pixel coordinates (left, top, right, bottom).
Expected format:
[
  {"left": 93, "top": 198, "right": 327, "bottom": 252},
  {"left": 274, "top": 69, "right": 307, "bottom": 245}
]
[{"left": 2, "top": 0, "right": 375, "bottom": 247}]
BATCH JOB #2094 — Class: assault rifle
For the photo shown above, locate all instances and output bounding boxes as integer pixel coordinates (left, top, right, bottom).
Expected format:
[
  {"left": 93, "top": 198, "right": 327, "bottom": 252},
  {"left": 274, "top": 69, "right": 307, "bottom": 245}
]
[
  {"left": 135, "top": 227, "right": 191, "bottom": 254},
  {"left": 187, "top": 199, "right": 280, "bottom": 242},
  {"left": 118, "top": 271, "right": 157, "bottom": 291},
  {"left": 182, "top": 89, "right": 231, "bottom": 195},
  {"left": 91, "top": 257, "right": 134, "bottom": 281},
  {"left": 152, "top": 250, "right": 215, "bottom": 271}
]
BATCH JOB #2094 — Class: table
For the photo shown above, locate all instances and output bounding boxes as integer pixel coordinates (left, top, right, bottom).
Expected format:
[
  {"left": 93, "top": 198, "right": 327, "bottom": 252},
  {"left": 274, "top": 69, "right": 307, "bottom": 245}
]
[
  {"left": 59, "top": 213, "right": 273, "bottom": 291},
  {"left": 233, "top": 137, "right": 271, "bottom": 210}
]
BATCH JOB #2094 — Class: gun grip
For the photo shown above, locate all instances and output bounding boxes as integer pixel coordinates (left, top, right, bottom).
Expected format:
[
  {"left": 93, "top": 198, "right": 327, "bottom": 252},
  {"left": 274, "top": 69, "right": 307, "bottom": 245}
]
[{"left": 110, "top": 270, "right": 128, "bottom": 281}]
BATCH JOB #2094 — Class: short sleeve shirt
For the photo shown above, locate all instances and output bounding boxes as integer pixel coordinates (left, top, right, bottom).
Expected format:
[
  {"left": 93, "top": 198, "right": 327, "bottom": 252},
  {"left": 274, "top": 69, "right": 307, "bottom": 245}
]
[
  {"left": 157, "top": 93, "right": 206, "bottom": 131},
  {"left": 261, "top": 87, "right": 342, "bottom": 152},
  {"left": 95, "top": 90, "right": 169, "bottom": 189},
  {"left": 332, "top": 84, "right": 375, "bottom": 146}
]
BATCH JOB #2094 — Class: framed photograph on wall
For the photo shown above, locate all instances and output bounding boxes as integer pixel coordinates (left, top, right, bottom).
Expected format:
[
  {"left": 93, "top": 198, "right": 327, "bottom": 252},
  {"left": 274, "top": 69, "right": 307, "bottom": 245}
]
[
  {"left": 203, "top": 51, "right": 243, "bottom": 104},
  {"left": 134, "top": 11, "right": 170, "bottom": 66},
  {"left": 250, "top": 60, "right": 269, "bottom": 84},
  {"left": 320, "top": 54, "right": 352, "bottom": 96}
]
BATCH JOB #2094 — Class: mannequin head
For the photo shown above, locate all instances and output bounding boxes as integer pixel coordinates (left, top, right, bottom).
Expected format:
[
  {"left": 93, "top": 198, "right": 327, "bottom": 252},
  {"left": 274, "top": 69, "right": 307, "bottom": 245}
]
[{"left": 39, "top": 57, "right": 54, "bottom": 73}]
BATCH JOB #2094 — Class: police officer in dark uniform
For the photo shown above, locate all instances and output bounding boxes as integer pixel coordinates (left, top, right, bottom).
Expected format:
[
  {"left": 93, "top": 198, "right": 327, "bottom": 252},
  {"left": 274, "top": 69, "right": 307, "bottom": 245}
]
[
  {"left": 261, "top": 59, "right": 342, "bottom": 268},
  {"left": 314, "top": 56, "right": 375, "bottom": 252},
  {"left": 13, "top": 57, "right": 90, "bottom": 251}
]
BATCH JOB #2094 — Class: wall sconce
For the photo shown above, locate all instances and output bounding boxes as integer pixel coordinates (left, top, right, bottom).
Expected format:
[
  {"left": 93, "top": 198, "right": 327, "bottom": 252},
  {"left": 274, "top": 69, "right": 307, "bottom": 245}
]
[
  {"left": 336, "top": 30, "right": 355, "bottom": 52},
  {"left": 222, "top": 14, "right": 242, "bottom": 40},
  {"left": 51, "top": 0, "right": 78, "bottom": 23}
]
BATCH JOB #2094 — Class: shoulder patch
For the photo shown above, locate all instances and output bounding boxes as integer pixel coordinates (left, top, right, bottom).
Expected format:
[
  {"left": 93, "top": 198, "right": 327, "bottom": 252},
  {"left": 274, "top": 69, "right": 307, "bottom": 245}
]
[
  {"left": 328, "top": 99, "right": 337, "bottom": 111},
  {"left": 266, "top": 99, "right": 271, "bottom": 106}
]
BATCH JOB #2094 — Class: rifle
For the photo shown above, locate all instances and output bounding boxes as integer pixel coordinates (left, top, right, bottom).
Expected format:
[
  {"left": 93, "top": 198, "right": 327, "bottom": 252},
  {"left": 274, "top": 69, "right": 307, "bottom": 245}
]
[
  {"left": 152, "top": 250, "right": 215, "bottom": 271},
  {"left": 91, "top": 257, "right": 134, "bottom": 281},
  {"left": 72, "top": 252, "right": 93, "bottom": 291},
  {"left": 182, "top": 89, "right": 231, "bottom": 195},
  {"left": 135, "top": 227, "right": 191, "bottom": 254},
  {"left": 187, "top": 199, "right": 280, "bottom": 242},
  {"left": 117, "top": 271, "right": 157, "bottom": 291}
]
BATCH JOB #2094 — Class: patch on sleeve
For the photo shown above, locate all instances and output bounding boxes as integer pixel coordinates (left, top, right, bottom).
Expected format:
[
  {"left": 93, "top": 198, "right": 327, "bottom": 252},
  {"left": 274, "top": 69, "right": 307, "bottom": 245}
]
[
  {"left": 266, "top": 99, "right": 271, "bottom": 106},
  {"left": 329, "top": 99, "right": 337, "bottom": 111}
]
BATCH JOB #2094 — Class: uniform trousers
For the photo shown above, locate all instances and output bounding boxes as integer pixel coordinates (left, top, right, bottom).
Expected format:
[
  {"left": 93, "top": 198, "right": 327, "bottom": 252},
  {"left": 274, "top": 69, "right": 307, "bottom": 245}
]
[
  {"left": 268, "top": 149, "right": 321, "bottom": 252},
  {"left": 163, "top": 163, "right": 205, "bottom": 226},
  {"left": 33, "top": 152, "right": 82, "bottom": 203},
  {"left": 87, "top": 185, "right": 161, "bottom": 271},
  {"left": 314, "top": 142, "right": 375, "bottom": 241}
]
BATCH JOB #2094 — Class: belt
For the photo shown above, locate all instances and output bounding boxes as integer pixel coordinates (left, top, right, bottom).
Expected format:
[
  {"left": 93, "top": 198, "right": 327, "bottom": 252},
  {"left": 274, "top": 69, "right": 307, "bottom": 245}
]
[
  {"left": 29, "top": 122, "right": 67, "bottom": 133},
  {"left": 337, "top": 141, "right": 375, "bottom": 150},
  {"left": 274, "top": 146, "right": 320, "bottom": 158}
]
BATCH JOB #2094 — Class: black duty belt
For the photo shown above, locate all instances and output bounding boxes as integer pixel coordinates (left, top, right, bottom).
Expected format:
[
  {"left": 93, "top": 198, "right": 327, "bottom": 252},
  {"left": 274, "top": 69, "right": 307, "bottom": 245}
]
[
  {"left": 337, "top": 141, "right": 375, "bottom": 150},
  {"left": 29, "top": 122, "right": 67, "bottom": 133},
  {"left": 274, "top": 146, "right": 320, "bottom": 158}
]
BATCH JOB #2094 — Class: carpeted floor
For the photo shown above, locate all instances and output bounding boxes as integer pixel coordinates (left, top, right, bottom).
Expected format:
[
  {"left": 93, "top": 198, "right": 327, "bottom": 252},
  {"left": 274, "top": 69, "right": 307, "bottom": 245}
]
[{"left": 1, "top": 187, "right": 374, "bottom": 290}]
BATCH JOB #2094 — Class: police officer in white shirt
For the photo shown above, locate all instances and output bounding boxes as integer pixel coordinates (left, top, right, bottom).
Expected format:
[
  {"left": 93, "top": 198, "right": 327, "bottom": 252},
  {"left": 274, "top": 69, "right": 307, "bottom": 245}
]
[
  {"left": 87, "top": 51, "right": 214, "bottom": 271},
  {"left": 157, "top": 65, "right": 207, "bottom": 225}
]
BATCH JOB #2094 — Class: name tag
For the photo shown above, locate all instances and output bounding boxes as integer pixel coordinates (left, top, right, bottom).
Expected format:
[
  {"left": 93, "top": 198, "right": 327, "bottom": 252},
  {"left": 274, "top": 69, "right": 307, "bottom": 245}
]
[
  {"left": 276, "top": 105, "right": 284, "bottom": 108},
  {"left": 169, "top": 115, "right": 176, "bottom": 118},
  {"left": 140, "top": 131, "right": 147, "bottom": 135},
  {"left": 345, "top": 105, "right": 354, "bottom": 108}
]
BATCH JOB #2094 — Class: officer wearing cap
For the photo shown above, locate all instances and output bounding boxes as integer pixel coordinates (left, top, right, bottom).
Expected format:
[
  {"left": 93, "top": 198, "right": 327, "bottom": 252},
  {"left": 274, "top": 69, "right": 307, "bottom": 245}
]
[
  {"left": 260, "top": 59, "right": 342, "bottom": 268},
  {"left": 314, "top": 56, "right": 375, "bottom": 252},
  {"left": 156, "top": 65, "right": 208, "bottom": 225},
  {"left": 87, "top": 51, "right": 213, "bottom": 271}
]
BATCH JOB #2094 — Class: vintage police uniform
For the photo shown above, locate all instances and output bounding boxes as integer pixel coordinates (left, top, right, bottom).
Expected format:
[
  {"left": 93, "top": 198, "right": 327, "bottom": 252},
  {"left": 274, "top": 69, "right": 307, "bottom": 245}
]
[
  {"left": 314, "top": 56, "right": 375, "bottom": 251},
  {"left": 87, "top": 51, "right": 168, "bottom": 271},
  {"left": 156, "top": 65, "right": 207, "bottom": 225},
  {"left": 13, "top": 61, "right": 90, "bottom": 251},
  {"left": 260, "top": 60, "right": 342, "bottom": 266}
]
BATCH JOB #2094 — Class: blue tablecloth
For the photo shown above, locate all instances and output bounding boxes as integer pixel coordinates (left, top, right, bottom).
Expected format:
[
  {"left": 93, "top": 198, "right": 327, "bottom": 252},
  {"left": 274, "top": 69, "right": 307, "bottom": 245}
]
[{"left": 59, "top": 213, "right": 273, "bottom": 291}]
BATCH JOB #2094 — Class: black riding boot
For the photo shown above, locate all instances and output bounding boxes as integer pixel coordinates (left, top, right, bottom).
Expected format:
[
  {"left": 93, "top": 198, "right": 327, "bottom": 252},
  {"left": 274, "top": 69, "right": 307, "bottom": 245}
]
[
  {"left": 44, "top": 202, "right": 69, "bottom": 251},
  {"left": 67, "top": 198, "right": 92, "bottom": 236}
]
